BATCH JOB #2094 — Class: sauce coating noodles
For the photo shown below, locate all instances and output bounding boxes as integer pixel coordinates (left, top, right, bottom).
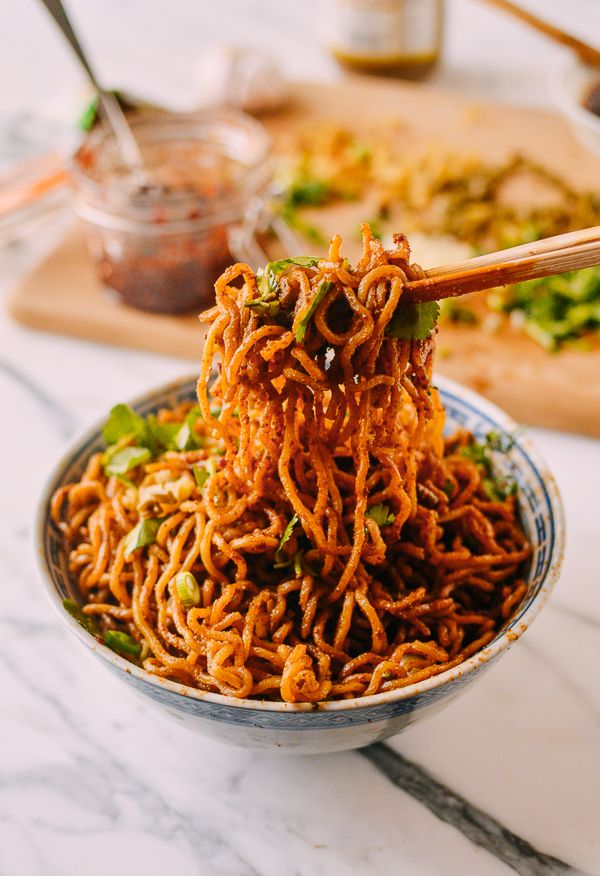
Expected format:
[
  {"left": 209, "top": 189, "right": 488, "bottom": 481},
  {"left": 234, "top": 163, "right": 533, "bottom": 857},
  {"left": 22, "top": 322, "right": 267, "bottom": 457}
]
[{"left": 52, "top": 227, "right": 529, "bottom": 702}]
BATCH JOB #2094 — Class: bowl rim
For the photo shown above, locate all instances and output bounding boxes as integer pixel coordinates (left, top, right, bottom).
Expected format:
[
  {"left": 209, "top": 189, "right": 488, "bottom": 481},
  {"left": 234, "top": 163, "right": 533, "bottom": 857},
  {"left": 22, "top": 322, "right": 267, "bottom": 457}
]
[
  {"left": 552, "top": 56, "right": 600, "bottom": 135},
  {"left": 35, "top": 373, "right": 565, "bottom": 714}
]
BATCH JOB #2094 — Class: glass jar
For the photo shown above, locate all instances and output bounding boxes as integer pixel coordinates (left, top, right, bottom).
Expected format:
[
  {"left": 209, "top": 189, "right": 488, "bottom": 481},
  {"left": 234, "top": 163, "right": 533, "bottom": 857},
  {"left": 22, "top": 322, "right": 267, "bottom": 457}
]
[
  {"left": 70, "top": 110, "right": 271, "bottom": 313},
  {"left": 323, "top": 0, "right": 445, "bottom": 80}
]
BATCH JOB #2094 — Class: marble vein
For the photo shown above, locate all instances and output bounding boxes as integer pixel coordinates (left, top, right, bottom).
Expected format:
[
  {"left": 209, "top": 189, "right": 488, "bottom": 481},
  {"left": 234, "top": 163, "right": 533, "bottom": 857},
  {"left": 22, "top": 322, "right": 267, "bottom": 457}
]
[
  {"left": 0, "top": 676, "right": 262, "bottom": 876},
  {"left": 0, "top": 358, "right": 78, "bottom": 438},
  {"left": 361, "top": 744, "right": 583, "bottom": 876}
]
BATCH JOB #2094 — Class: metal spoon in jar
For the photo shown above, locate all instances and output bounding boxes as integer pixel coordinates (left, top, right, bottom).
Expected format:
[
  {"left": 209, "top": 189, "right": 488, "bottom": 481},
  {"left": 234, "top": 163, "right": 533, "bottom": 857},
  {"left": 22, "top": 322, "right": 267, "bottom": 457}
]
[{"left": 38, "top": 0, "right": 148, "bottom": 181}]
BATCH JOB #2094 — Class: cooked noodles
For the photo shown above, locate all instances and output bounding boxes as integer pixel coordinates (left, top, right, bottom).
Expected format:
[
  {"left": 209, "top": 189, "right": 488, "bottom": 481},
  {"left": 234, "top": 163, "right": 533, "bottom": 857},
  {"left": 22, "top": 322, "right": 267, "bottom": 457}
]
[{"left": 52, "top": 226, "right": 530, "bottom": 703}]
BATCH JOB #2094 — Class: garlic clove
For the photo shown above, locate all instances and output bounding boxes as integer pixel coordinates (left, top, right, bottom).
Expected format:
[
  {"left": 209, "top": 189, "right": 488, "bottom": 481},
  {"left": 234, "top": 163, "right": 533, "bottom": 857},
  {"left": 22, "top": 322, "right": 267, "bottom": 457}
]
[{"left": 192, "top": 44, "right": 287, "bottom": 114}]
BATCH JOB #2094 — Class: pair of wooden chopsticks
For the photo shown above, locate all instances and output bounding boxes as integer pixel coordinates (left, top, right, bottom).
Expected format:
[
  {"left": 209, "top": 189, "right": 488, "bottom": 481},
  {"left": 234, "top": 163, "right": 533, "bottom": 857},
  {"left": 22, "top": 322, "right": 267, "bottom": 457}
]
[{"left": 405, "top": 226, "right": 600, "bottom": 304}]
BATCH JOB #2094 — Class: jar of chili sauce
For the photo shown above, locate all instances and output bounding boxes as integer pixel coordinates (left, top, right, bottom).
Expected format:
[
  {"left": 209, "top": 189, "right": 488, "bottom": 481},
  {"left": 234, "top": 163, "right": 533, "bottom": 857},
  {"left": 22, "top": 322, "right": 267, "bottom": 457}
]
[{"left": 71, "top": 110, "right": 271, "bottom": 313}]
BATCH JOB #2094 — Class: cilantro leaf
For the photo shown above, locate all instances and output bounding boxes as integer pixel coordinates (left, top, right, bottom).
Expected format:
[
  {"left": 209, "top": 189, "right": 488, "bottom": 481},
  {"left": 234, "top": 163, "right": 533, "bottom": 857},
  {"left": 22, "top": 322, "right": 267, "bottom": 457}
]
[
  {"left": 365, "top": 504, "right": 396, "bottom": 526},
  {"left": 485, "top": 428, "right": 523, "bottom": 453},
  {"left": 387, "top": 301, "right": 440, "bottom": 340},
  {"left": 147, "top": 419, "right": 180, "bottom": 450},
  {"left": 491, "top": 265, "right": 600, "bottom": 350},
  {"left": 460, "top": 441, "right": 489, "bottom": 469},
  {"left": 103, "top": 404, "right": 147, "bottom": 444},
  {"left": 266, "top": 256, "right": 322, "bottom": 274},
  {"left": 104, "top": 445, "right": 151, "bottom": 476},
  {"left": 143, "top": 409, "right": 205, "bottom": 453},
  {"left": 284, "top": 179, "right": 330, "bottom": 209},
  {"left": 123, "top": 518, "right": 162, "bottom": 557},
  {"left": 103, "top": 404, "right": 157, "bottom": 455},
  {"left": 460, "top": 434, "right": 519, "bottom": 502},
  {"left": 247, "top": 257, "right": 321, "bottom": 317},
  {"left": 102, "top": 402, "right": 207, "bottom": 462},
  {"left": 275, "top": 514, "right": 299, "bottom": 565},
  {"left": 256, "top": 257, "right": 320, "bottom": 300},
  {"left": 296, "top": 280, "right": 333, "bottom": 343},
  {"left": 482, "top": 476, "right": 518, "bottom": 502}
]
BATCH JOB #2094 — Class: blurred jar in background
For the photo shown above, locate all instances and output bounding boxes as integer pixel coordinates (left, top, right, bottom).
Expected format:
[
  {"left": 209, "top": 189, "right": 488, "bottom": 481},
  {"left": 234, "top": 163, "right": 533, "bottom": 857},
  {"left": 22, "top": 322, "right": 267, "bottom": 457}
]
[
  {"left": 323, "top": 0, "right": 445, "bottom": 79},
  {"left": 71, "top": 110, "right": 270, "bottom": 314}
]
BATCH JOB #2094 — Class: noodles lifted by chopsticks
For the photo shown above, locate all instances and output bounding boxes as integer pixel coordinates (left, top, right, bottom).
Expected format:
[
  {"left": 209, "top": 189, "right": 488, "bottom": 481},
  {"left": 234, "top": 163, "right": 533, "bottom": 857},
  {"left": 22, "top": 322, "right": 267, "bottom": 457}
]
[{"left": 52, "top": 225, "right": 530, "bottom": 702}]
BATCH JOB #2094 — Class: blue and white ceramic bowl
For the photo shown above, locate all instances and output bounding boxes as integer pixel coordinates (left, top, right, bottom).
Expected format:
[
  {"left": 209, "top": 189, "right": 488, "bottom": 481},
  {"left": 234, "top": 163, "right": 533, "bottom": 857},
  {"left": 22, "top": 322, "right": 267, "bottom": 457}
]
[{"left": 36, "top": 375, "right": 564, "bottom": 754}]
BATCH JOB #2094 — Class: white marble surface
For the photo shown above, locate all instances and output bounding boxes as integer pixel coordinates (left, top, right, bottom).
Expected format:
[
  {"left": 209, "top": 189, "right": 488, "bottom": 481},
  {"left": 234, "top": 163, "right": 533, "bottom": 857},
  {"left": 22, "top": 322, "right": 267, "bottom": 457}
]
[{"left": 2, "top": 2, "right": 600, "bottom": 875}]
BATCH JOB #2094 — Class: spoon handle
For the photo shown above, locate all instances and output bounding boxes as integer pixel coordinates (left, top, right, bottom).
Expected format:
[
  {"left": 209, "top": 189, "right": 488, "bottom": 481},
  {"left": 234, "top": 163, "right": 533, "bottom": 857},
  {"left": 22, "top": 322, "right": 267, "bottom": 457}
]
[
  {"left": 39, "top": 0, "right": 99, "bottom": 84},
  {"left": 39, "top": 0, "right": 144, "bottom": 171}
]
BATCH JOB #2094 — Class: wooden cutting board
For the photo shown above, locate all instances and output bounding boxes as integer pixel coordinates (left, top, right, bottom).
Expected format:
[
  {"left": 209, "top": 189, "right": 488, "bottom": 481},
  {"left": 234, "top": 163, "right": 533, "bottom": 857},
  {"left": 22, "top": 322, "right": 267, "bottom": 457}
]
[{"left": 9, "top": 77, "right": 600, "bottom": 437}]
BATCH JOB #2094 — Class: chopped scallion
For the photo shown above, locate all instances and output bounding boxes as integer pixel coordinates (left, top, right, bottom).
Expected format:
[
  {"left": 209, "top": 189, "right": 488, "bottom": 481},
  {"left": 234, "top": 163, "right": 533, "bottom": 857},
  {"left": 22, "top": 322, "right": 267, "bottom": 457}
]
[
  {"left": 192, "top": 458, "right": 216, "bottom": 488},
  {"left": 173, "top": 407, "right": 203, "bottom": 451},
  {"left": 296, "top": 281, "right": 333, "bottom": 343},
  {"left": 171, "top": 571, "right": 201, "bottom": 608},
  {"left": 104, "top": 630, "right": 142, "bottom": 658},
  {"left": 123, "top": 518, "right": 162, "bottom": 557},
  {"left": 104, "top": 445, "right": 151, "bottom": 476}
]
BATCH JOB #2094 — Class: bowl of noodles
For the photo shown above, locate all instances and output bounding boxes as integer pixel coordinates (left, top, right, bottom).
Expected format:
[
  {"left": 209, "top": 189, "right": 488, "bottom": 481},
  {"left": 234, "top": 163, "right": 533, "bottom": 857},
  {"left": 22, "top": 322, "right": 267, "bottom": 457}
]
[{"left": 37, "top": 227, "right": 564, "bottom": 753}]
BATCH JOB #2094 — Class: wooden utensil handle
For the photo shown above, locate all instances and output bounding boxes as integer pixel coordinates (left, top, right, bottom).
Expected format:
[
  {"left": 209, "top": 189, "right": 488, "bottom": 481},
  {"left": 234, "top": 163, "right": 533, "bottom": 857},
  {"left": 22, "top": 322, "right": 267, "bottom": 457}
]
[
  {"left": 405, "top": 226, "right": 600, "bottom": 303},
  {"left": 480, "top": 0, "right": 600, "bottom": 70}
]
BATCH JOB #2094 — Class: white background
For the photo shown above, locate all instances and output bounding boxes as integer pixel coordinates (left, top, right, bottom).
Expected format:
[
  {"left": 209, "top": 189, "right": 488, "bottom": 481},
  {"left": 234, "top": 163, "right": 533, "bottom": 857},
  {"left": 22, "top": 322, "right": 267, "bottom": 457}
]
[{"left": 2, "top": 0, "right": 600, "bottom": 112}]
